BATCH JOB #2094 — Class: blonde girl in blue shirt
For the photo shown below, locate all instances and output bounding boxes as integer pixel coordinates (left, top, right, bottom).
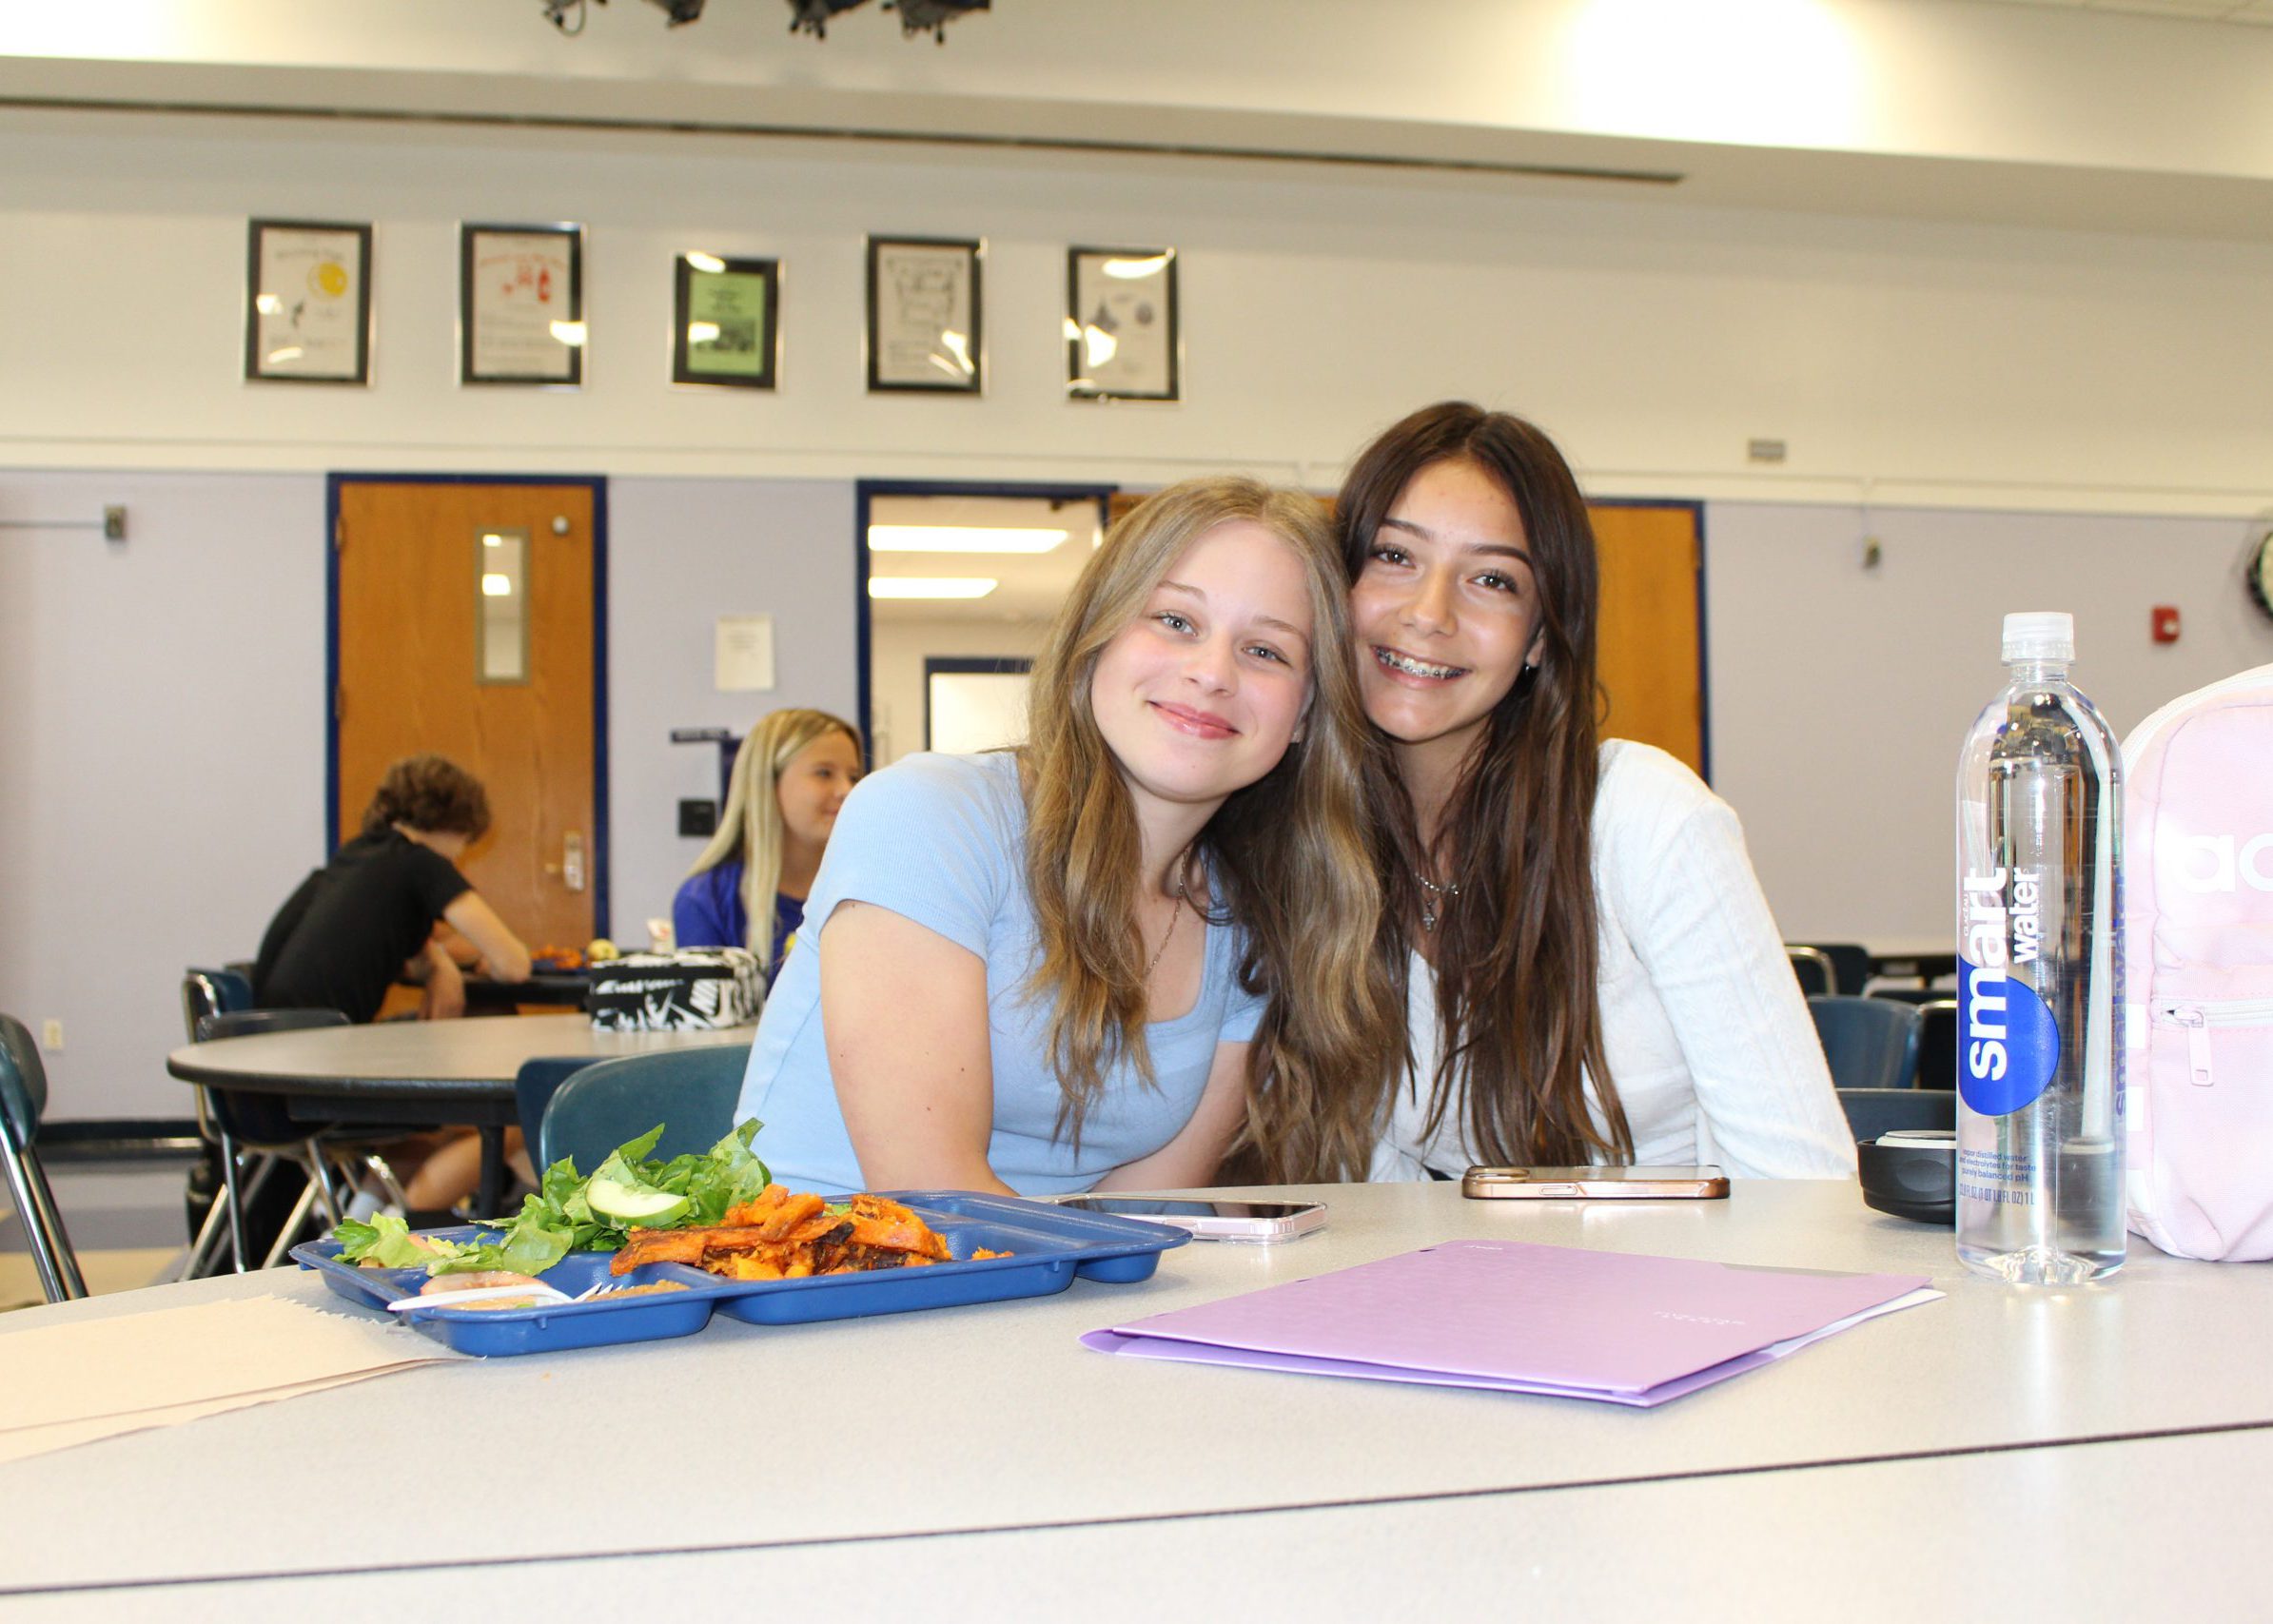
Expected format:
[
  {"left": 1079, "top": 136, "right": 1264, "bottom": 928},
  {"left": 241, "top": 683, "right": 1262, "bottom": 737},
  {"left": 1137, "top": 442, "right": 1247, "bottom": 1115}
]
[{"left": 736, "top": 477, "right": 1394, "bottom": 1195}]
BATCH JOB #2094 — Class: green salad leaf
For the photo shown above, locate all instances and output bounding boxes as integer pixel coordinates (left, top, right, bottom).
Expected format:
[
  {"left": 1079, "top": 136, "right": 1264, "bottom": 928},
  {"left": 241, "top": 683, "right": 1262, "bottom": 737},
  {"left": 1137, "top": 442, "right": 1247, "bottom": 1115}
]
[{"left": 329, "top": 1118, "right": 770, "bottom": 1278}]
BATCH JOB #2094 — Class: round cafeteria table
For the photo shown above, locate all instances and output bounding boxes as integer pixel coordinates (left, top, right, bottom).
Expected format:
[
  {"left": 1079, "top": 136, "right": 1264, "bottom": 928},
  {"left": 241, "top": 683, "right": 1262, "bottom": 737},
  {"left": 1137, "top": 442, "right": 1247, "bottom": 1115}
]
[
  {"left": 4, "top": 1180, "right": 2270, "bottom": 1614},
  {"left": 167, "top": 1015, "right": 754, "bottom": 1213}
]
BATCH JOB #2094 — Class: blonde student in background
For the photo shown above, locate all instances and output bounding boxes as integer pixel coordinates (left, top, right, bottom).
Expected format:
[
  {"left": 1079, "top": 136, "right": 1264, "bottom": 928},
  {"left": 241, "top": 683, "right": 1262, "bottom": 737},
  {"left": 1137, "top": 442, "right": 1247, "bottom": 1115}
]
[
  {"left": 734, "top": 476, "right": 1396, "bottom": 1197},
  {"left": 674, "top": 709, "right": 864, "bottom": 987}
]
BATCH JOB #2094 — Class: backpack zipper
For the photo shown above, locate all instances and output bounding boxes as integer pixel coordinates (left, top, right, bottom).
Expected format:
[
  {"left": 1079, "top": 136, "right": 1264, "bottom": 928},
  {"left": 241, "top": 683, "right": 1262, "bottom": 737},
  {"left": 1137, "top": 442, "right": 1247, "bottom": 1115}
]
[{"left": 2152, "top": 999, "right": 2273, "bottom": 1087}]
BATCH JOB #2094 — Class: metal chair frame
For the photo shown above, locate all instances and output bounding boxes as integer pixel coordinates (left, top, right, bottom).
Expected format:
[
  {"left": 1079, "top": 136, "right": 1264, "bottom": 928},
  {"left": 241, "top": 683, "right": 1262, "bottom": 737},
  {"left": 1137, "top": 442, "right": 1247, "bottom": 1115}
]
[
  {"left": 0, "top": 1014, "right": 88, "bottom": 1302},
  {"left": 190, "top": 1006, "right": 405, "bottom": 1271},
  {"left": 1786, "top": 945, "right": 1834, "bottom": 998}
]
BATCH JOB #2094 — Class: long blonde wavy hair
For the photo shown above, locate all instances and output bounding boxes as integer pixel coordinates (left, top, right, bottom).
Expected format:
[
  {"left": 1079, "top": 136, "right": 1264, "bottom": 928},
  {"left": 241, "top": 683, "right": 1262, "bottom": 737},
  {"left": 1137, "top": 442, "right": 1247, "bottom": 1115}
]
[
  {"left": 686, "top": 707, "right": 861, "bottom": 969},
  {"left": 1020, "top": 477, "right": 1396, "bottom": 1174}
]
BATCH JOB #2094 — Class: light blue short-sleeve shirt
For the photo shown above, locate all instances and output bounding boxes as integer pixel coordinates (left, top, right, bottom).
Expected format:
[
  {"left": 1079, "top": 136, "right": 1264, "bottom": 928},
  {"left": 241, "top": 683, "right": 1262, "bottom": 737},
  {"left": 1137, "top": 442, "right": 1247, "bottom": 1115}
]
[{"left": 735, "top": 752, "right": 1267, "bottom": 1197}]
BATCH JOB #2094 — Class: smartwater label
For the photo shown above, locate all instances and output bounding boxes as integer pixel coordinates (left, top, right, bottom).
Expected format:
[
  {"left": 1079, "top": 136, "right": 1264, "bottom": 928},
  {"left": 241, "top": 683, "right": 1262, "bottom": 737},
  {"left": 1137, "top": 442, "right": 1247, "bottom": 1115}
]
[{"left": 1959, "top": 866, "right": 2062, "bottom": 1116}]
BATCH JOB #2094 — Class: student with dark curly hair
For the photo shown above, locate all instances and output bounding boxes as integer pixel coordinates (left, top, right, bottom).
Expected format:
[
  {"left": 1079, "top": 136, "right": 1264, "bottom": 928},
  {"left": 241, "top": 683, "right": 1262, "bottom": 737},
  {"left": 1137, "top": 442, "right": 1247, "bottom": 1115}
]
[{"left": 253, "top": 753, "right": 532, "bottom": 1025}]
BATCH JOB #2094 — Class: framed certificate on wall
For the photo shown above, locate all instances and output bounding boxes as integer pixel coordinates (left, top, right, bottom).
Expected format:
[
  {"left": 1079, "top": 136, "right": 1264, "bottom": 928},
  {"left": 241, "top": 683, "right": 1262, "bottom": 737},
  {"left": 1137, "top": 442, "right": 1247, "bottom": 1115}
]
[
  {"left": 672, "top": 252, "right": 780, "bottom": 388},
  {"left": 245, "top": 219, "right": 372, "bottom": 384},
  {"left": 1067, "top": 245, "right": 1179, "bottom": 402},
  {"left": 865, "top": 235, "right": 983, "bottom": 394},
  {"left": 460, "top": 223, "right": 584, "bottom": 386}
]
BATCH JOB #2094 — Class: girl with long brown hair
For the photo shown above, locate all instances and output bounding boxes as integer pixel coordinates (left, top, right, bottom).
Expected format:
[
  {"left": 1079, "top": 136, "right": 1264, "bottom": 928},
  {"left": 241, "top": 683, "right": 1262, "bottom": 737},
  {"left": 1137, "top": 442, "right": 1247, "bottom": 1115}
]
[
  {"left": 1335, "top": 402, "right": 1852, "bottom": 1179},
  {"left": 733, "top": 476, "right": 1390, "bottom": 1196}
]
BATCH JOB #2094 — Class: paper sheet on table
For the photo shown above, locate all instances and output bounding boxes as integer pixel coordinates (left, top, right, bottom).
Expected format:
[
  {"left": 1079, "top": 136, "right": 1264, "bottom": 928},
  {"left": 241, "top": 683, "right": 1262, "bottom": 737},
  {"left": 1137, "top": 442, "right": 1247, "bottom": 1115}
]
[
  {"left": 1083, "top": 1240, "right": 1939, "bottom": 1407},
  {"left": 0, "top": 1295, "right": 467, "bottom": 1462}
]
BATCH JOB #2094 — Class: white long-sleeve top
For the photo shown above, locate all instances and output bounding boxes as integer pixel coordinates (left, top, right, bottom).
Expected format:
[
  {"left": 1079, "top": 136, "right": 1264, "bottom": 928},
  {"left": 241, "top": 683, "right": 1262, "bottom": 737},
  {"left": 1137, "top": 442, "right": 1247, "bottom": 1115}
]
[{"left": 1371, "top": 740, "right": 1858, "bottom": 1182}]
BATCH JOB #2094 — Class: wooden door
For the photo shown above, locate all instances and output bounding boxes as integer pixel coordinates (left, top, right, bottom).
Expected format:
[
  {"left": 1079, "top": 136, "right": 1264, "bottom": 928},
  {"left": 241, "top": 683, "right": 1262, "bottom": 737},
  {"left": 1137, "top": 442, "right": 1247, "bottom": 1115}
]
[
  {"left": 1106, "top": 491, "right": 1707, "bottom": 776},
  {"left": 1590, "top": 503, "right": 1705, "bottom": 776},
  {"left": 334, "top": 479, "right": 600, "bottom": 954}
]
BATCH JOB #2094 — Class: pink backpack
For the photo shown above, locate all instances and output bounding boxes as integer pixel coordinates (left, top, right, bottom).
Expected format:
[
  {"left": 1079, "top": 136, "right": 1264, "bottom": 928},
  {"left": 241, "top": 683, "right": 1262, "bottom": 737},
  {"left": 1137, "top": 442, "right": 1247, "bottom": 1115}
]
[{"left": 2122, "top": 662, "right": 2273, "bottom": 1261}]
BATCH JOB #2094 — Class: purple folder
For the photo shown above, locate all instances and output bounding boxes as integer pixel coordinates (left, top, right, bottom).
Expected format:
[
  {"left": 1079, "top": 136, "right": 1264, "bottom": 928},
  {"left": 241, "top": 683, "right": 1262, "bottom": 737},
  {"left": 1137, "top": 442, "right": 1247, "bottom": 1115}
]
[{"left": 1082, "top": 1239, "right": 1935, "bottom": 1406}]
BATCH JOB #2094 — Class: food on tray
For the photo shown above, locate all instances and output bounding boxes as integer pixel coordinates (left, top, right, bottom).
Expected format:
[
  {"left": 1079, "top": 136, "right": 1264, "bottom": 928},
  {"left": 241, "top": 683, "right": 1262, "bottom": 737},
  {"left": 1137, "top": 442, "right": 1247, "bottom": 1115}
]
[
  {"left": 611, "top": 1186, "right": 1008, "bottom": 1281},
  {"left": 334, "top": 1120, "right": 777, "bottom": 1280},
  {"left": 530, "top": 944, "right": 587, "bottom": 970},
  {"left": 586, "top": 1167, "right": 694, "bottom": 1229},
  {"left": 419, "top": 1270, "right": 545, "bottom": 1296},
  {"left": 332, "top": 1121, "right": 1012, "bottom": 1294},
  {"left": 586, "top": 936, "right": 620, "bottom": 961}
]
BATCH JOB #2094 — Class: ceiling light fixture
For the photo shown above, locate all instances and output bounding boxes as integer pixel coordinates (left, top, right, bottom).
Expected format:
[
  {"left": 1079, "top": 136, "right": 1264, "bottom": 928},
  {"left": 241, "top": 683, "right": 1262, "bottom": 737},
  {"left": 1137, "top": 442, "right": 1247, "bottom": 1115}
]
[
  {"left": 869, "top": 526, "right": 1068, "bottom": 555},
  {"left": 869, "top": 577, "right": 999, "bottom": 600}
]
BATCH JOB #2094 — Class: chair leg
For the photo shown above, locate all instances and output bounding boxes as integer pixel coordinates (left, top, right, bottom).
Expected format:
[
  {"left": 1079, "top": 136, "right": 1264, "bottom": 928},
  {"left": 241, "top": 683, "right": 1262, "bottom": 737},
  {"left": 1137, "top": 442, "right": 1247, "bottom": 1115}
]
[
  {"left": 218, "top": 1125, "right": 252, "bottom": 1273},
  {"left": 297, "top": 1145, "right": 345, "bottom": 1226},
  {"left": 24, "top": 1151, "right": 88, "bottom": 1300},
  {"left": 177, "top": 1183, "right": 233, "bottom": 1283},
  {"left": 259, "top": 1177, "right": 322, "bottom": 1270},
  {"left": 0, "top": 1113, "right": 85, "bottom": 1302}
]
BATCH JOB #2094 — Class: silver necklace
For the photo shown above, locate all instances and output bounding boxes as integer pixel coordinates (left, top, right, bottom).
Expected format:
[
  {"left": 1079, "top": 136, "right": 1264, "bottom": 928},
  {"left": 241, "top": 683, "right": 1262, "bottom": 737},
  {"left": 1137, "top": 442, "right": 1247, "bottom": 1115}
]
[
  {"left": 1145, "top": 866, "right": 1193, "bottom": 979},
  {"left": 1415, "top": 869, "right": 1459, "bottom": 933}
]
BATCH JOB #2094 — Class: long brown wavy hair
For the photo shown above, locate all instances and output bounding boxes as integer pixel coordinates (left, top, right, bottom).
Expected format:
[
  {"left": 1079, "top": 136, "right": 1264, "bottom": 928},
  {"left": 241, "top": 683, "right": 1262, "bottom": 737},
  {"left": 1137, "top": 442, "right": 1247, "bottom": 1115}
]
[
  {"left": 1338, "top": 401, "right": 1633, "bottom": 1167},
  {"left": 1021, "top": 476, "right": 1395, "bottom": 1170}
]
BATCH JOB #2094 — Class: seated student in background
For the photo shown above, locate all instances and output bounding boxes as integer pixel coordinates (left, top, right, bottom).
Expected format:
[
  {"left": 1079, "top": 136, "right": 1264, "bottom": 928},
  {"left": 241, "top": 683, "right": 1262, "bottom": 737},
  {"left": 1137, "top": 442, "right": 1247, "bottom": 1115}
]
[
  {"left": 253, "top": 753, "right": 533, "bottom": 1211},
  {"left": 673, "top": 709, "right": 862, "bottom": 986},
  {"left": 254, "top": 753, "right": 532, "bottom": 1022},
  {"left": 735, "top": 477, "right": 1393, "bottom": 1197},
  {"left": 1334, "top": 402, "right": 1854, "bottom": 1180}
]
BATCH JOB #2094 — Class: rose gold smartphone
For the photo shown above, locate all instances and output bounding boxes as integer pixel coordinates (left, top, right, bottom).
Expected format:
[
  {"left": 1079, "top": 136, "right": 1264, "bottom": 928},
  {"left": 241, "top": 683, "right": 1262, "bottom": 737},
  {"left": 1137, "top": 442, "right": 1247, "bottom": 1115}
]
[{"left": 1460, "top": 1165, "right": 1730, "bottom": 1200}]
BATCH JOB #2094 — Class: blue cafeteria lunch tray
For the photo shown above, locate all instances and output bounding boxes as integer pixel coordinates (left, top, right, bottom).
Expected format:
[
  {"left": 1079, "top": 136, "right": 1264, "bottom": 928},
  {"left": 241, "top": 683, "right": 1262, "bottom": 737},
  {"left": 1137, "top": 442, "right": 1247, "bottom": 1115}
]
[{"left": 291, "top": 1190, "right": 1189, "bottom": 1357}]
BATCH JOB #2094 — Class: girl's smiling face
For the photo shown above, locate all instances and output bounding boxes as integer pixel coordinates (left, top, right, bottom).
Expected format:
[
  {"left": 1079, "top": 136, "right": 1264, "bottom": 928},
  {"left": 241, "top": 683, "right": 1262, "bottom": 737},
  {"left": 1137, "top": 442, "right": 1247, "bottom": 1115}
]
[
  {"left": 1088, "top": 519, "right": 1315, "bottom": 825},
  {"left": 1349, "top": 457, "right": 1544, "bottom": 777},
  {"left": 775, "top": 730, "right": 862, "bottom": 851}
]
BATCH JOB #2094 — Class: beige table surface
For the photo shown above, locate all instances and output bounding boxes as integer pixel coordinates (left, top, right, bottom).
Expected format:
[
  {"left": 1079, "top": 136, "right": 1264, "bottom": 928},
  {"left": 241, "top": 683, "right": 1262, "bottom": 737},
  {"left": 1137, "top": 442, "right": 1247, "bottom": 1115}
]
[
  {"left": 9, "top": 1427, "right": 2263, "bottom": 1621},
  {"left": 3, "top": 1180, "right": 2266, "bottom": 1600}
]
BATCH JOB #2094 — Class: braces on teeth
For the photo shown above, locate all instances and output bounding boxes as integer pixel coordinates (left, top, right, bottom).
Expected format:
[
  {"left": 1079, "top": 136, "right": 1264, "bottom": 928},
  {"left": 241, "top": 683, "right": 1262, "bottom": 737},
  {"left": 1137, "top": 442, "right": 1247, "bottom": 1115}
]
[{"left": 1376, "top": 648, "right": 1463, "bottom": 679}]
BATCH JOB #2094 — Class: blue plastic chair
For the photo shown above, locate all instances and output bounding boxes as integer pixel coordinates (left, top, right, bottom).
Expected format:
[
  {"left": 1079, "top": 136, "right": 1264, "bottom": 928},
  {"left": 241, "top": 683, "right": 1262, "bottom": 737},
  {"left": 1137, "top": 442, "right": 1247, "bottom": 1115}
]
[
  {"left": 1838, "top": 1087, "right": 1955, "bottom": 1142},
  {"left": 1913, "top": 1000, "right": 1959, "bottom": 1094},
  {"left": 182, "top": 966, "right": 254, "bottom": 1040},
  {"left": 1808, "top": 995, "right": 1923, "bottom": 1092},
  {"left": 514, "top": 1057, "right": 600, "bottom": 1167},
  {"left": 0, "top": 1013, "right": 87, "bottom": 1301},
  {"left": 538, "top": 1044, "right": 753, "bottom": 1174}
]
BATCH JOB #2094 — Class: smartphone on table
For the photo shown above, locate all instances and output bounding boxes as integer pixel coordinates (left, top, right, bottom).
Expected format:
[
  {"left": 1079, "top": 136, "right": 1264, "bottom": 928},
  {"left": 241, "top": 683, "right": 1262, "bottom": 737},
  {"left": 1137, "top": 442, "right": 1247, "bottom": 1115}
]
[
  {"left": 1460, "top": 1165, "right": 1729, "bottom": 1200},
  {"left": 1051, "top": 1195, "right": 1327, "bottom": 1242}
]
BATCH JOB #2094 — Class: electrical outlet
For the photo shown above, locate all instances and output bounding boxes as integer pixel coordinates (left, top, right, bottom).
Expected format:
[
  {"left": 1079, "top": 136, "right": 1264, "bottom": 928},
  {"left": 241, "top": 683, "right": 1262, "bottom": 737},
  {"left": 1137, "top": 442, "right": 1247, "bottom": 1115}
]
[{"left": 41, "top": 1019, "right": 63, "bottom": 1050}]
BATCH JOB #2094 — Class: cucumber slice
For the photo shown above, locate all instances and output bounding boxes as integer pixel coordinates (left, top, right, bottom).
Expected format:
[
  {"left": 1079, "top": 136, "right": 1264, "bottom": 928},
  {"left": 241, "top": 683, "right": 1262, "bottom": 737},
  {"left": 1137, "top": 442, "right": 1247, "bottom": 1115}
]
[{"left": 586, "top": 1175, "right": 692, "bottom": 1229}]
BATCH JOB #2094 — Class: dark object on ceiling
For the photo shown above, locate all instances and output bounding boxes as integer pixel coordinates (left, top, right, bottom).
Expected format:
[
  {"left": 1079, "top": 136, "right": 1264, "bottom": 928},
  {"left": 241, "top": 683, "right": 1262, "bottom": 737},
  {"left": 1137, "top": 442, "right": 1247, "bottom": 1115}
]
[
  {"left": 888, "top": 0, "right": 990, "bottom": 41},
  {"left": 644, "top": 0, "right": 707, "bottom": 22},
  {"left": 788, "top": 0, "right": 870, "bottom": 36}
]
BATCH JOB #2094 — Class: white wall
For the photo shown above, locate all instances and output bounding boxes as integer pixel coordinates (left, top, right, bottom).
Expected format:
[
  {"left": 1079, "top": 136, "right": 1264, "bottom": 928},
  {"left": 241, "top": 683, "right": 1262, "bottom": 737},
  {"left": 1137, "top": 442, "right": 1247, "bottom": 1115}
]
[
  {"left": 870, "top": 615, "right": 1048, "bottom": 767},
  {"left": 0, "top": 470, "right": 326, "bottom": 1121},
  {"left": 1704, "top": 501, "right": 2273, "bottom": 943},
  {"left": 4, "top": 111, "right": 2273, "bottom": 515},
  {"left": 605, "top": 476, "right": 856, "bottom": 943}
]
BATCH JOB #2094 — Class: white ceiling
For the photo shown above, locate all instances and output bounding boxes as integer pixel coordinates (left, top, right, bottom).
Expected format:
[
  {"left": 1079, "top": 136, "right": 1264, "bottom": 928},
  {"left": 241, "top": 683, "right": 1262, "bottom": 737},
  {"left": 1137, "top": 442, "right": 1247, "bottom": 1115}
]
[
  {"left": 1989, "top": 0, "right": 2273, "bottom": 20},
  {"left": 9, "top": 1, "right": 2273, "bottom": 243}
]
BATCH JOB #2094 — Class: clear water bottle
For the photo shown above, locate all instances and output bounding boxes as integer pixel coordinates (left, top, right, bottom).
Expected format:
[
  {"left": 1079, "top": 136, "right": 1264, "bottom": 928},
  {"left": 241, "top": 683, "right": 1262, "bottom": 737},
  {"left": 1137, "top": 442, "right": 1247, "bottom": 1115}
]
[{"left": 1954, "top": 611, "right": 2126, "bottom": 1283}]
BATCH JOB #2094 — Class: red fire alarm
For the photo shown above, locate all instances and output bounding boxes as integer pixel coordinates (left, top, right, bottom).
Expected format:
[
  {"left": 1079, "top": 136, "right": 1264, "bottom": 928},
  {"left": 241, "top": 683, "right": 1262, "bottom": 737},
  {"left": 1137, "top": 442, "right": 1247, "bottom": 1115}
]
[{"left": 2151, "top": 604, "right": 2182, "bottom": 644}]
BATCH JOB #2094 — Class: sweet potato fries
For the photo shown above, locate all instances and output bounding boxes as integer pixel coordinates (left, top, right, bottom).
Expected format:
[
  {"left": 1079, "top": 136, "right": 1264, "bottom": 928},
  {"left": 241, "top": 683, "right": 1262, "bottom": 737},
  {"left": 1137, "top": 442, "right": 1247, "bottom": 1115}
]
[{"left": 609, "top": 1184, "right": 1002, "bottom": 1282}]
